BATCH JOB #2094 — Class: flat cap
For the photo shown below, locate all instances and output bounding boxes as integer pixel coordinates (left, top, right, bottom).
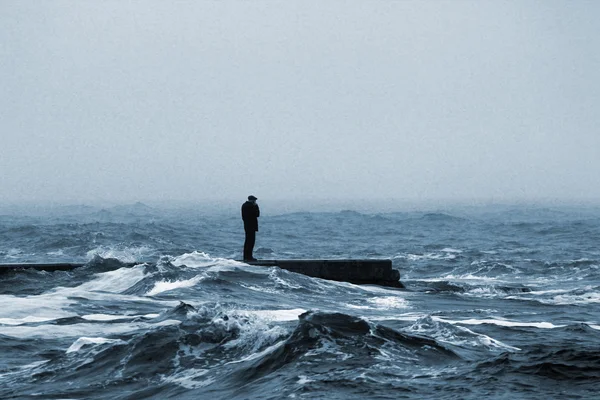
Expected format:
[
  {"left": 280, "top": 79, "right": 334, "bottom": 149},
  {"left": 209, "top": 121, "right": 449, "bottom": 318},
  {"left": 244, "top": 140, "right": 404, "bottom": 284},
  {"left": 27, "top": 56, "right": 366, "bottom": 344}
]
[{"left": 248, "top": 195, "right": 258, "bottom": 200}]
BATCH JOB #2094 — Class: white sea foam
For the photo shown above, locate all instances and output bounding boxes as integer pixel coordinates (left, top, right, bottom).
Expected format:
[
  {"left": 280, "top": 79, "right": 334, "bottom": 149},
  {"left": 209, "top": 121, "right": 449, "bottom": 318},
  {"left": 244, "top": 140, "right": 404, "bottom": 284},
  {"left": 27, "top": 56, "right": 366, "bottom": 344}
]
[
  {"left": 550, "top": 291, "right": 600, "bottom": 305},
  {"left": 344, "top": 296, "right": 410, "bottom": 310},
  {"left": 506, "top": 286, "right": 600, "bottom": 305},
  {"left": 171, "top": 251, "right": 244, "bottom": 269},
  {"left": 366, "top": 312, "right": 426, "bottom": 322},
  {"left": 64, "top": 265, "right": 147, "bottom": 294},
  {"left": 163, "top": 368, "right": 214, "bottom": 389},
  {"left": 0, "top": 266, "right": 178, "bottom": 337},
  {"left": 171, "top": 251, "right": 213, "bottom": 267},
  {"left": 66, "top": 337, "right": 126, "bottom": 353},
  {"left": 462, "top": 286, "right": 514, "bottom": 298},
  {"left": 81, "top": 313, "right": 159, "bottom": 321},
  {"left": 551, "top": 293, "right": 600, "bottom": 305},
  {"left": 304, "top": 338, "right": 352, "bottom": 360},
  {"left": 419, "top": 274, "right": 503, "bottom": 283},
  {"left": 525, "top": 288, "right": 574, "bottom": 296},
  {"left": 477, "top": 334, "right": 521, "bottom": 351},
  {"left": 6, "top": 248, "right": 23, "bottom": 258},
  {"left": 0, "top": 294, "right": 75, "bottom": 323},
  {"left": 240, "top": 284, "right": 281, "bottom": 294},
  {"left": 0, "top": 315, "right": 59, "bottom": 326},
  {"left": 346, "top": 304, "right": 373, "bottom": 310},
  {"left": 191, "top": 308, "right": 294, "bottom": 358},
  {"left": 355, "top": 284, "right": 406, "bottom": 294},
  {"left": 0, "top": 319, "right": 181, "bottom": 339},
  {"left": 146, "top": 275, "right": 205, "bottom": 296},
  {"left": 369, "top": 313, "right": 565, "bottom": 330},
  {"left": 445, "top": 274, "right": 507, "bottom": 283},
  {"left": 451, "top": 325, "right": 521, "bottom": 351},
  {"left": 405, "top": 253, "right": 458, "bottom": 261},
  {"left": 0, "top": 360, "right": 49, "bottom": 380},
  {"left": 441, "top": 318, "right": 564, "bottom": 329},
  {"left": 69, "top": 291, "right": 178, "bottom": 306},
  {"left": 250, "top": 308, "right": 306, "bottom": 322},
  {"left": 297, "top": 375, "right": 314, "bottom": 385},
  {"left": 86, "top": 245, "right": 153, "bottom": 262},
  {"left": 269, "top": 269, "right": 302, "bottom": 289},
  {"left": 407, "top": 316, "right": 521, "bottom": 352},
  {"left": 442, "top": 248, "right": 463, "bottom": 253},
  {"left": 226, "top": 340, "right": 286, "bottom": 365},
  {"left": 16, "top": 265, "right": 151, "bottom": 310},
  {"left": 367, "top": 296, "right": 410, "bottom": 309}
]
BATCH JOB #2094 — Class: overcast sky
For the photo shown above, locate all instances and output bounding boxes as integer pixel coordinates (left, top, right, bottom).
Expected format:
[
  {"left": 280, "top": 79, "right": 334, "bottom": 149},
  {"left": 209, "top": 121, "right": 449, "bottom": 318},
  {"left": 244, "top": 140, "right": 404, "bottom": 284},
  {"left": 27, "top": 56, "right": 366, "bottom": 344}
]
[{"left": 1, "top": 0, "right": 599, "bottom": 206}]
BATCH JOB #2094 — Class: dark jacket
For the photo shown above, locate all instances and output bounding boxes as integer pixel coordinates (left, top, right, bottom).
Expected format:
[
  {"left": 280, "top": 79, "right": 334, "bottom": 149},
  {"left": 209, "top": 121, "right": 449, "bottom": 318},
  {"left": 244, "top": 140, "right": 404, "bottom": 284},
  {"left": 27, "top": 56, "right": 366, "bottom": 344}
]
[{"left": 241, "top": 201, "right": 260, "bottom": 231}]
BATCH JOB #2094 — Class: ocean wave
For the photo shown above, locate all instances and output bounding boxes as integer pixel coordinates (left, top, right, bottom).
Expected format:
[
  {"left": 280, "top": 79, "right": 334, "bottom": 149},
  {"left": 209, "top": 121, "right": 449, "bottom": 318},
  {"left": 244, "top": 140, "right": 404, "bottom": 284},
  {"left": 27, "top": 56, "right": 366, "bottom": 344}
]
[
  {"left": 66, "top": 337, "right": 127, "bottom": 353},
  {"left": 146, "top": 275, "right": 206, "bottom": 296},
  {"left": 226, "top": 310, "right": 461, "bottom": 391},
  {"left": 397, "top": 252, "right": 460, "bottom": 261},
  {"left": 440, "top": 317, "right": 565, "bottom": 329},
  {"left": 2, "top": 248, "right": 25, "bottom": 259},
  {"left": 507, "top": 286, "right": 600, "bottom": 305},
  {"left": 404, "top": 277, "right": 532, "bottom": 299},
  {"left": 2, "top": 206, "right": 600, "bottom": 398},
  {"left": 461, "top": 285, "right": 532, "bottom": 298},
  {"left": 0, "top": 317, "right": 182, "bottom": 340},
  {"left": 7, "top": 306, "right": 462, "bottom": 397},
  {"left": 419, "top": 213, "right": 467, "bottom": 222},
  {"left": 475, "top": 346, "right": 600, "bottom": 382},
  {"left": 171, "top": 251, "right": 244, "bottom": 269},
  {"left": 81, "top": 313, "right": 159, "bottom": 322},
  {"left": 86, "top": 245, "right": 154, "bottom": 263},
  {"left": 407, "top": 316, "right": 521, "bottom": 356}
]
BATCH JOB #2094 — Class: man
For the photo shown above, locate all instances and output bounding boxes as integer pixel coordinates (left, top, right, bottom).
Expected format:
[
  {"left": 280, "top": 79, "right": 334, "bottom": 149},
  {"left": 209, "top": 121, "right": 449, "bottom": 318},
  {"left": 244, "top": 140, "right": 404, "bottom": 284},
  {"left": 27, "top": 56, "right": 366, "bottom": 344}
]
[{"left": 241, "top": 195, "right": 260, "bottom": 261}]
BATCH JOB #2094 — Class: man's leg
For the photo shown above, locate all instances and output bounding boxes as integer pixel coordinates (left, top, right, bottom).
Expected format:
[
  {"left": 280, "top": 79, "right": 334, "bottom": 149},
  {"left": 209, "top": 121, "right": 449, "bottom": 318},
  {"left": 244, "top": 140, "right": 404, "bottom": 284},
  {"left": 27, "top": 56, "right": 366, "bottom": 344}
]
[
  {"left": 243, "top": 231, "right": 250, "bottom": 260},
  {"left": 244, "top": 229, "right": 256, "bottom": 260},
  {"left": 248, "top": 230, "right": 256, "bottom": 260}
]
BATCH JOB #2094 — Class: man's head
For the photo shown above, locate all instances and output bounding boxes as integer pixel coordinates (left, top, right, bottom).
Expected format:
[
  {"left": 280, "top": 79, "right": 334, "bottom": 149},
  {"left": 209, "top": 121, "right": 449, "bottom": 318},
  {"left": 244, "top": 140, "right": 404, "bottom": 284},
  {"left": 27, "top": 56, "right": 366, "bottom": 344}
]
[{"left": 248, "top": 195, "right": 258, "bottom": 202}]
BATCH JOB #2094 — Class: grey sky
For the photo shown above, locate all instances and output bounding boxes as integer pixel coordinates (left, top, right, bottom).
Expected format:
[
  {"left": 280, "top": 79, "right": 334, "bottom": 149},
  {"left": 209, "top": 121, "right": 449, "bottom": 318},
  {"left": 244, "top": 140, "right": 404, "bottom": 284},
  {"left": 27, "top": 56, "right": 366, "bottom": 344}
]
[{"left": 1, "top": 0, "right": 599, "bottom": 206}]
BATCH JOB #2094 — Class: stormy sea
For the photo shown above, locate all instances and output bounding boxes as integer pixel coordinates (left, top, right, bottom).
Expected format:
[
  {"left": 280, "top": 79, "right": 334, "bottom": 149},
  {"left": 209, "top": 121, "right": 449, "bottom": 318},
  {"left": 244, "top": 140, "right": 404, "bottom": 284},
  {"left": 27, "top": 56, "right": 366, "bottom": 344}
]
[{"left": 1, "top": 202, "right": 599, "bottom": 399}]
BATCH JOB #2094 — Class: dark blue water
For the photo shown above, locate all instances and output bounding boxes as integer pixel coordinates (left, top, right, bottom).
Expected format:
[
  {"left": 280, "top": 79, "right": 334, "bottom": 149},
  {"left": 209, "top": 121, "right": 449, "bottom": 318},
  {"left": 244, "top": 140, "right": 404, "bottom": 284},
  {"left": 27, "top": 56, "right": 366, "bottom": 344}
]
[{"left": 1, "top": 203, "right": 599, "bottom": 399}]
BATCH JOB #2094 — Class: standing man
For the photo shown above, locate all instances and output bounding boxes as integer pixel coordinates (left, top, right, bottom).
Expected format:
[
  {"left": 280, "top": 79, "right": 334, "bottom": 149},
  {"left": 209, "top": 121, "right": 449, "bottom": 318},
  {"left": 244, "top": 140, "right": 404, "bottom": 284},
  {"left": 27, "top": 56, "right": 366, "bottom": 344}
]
[{"left": 241, "top": 195, "right": 260, "bottom": 261}]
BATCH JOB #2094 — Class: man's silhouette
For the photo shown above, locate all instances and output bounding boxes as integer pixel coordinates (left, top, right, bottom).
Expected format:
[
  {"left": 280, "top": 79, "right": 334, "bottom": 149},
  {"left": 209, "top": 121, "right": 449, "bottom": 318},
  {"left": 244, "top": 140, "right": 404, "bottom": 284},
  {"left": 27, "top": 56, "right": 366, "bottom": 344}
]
[{"left": 241, "top": 195, "right": 260, "bottom": 261}]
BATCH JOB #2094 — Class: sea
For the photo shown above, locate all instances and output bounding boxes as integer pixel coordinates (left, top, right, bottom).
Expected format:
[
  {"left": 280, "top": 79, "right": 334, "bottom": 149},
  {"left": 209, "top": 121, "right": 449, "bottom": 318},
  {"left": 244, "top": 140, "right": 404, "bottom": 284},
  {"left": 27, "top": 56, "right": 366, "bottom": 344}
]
[{"left": 0, "top": 201, "right": 599, "bottom": 399}]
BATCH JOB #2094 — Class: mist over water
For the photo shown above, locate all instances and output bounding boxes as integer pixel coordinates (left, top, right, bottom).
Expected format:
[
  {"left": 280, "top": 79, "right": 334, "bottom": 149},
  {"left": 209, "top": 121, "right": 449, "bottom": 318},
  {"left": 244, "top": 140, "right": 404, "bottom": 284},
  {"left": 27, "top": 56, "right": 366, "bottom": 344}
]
[
  {"left": 2, "top": 1, "right": 600, "bottom": 204},
  {"left": 1, "top": 203, "right": 599, "bottom": 399}
]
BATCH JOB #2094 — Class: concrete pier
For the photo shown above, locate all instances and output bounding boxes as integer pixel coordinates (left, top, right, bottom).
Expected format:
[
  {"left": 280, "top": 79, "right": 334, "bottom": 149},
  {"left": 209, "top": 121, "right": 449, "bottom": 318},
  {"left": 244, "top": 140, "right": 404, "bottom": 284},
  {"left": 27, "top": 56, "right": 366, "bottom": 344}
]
[
  {"left": 0, "top": 262, "right": 142, "bottom": 274},
  {"left": 0, "top": 259, "right": 402, "bottom": 288},
  {"left": 0, "top": 263, "right": 87, "bottom": 272},
  {"left": 246, "top": 259, "right": 402, "bottom": 288}
]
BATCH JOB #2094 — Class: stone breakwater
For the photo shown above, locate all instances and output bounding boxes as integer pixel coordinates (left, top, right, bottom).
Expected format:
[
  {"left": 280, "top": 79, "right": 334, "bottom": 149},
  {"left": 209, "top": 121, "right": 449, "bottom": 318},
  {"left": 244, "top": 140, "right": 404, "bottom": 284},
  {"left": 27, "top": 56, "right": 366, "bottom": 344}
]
[
  {"left": 0, "top": 259, "right": 402, "bottom": 288},
  {"left": 246, "top": 259, "right": 403, "bottom": 288}
]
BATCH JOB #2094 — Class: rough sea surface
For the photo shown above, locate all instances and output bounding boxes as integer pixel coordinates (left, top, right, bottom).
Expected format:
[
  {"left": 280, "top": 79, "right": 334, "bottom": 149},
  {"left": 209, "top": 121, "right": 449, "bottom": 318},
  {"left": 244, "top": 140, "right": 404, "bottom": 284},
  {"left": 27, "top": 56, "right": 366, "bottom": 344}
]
[{"left": 1, "top": 203, "right": 599, "bottom": 399}]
